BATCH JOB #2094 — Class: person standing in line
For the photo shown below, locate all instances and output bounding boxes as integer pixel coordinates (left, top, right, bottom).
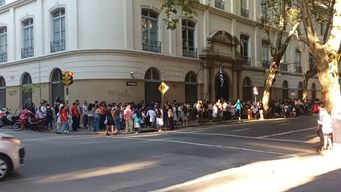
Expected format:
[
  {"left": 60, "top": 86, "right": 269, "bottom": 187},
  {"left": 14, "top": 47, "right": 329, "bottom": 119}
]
[
  {"left": 113, "top": 106, "right": 121, "bottom": 134},
  {"left": 71, "top": 102, "right": 80, "bottom": 131},
  {"left": 105, "top": 104, "right": 115, "bottom": 136},
  {"left": 167, "top": 105, "right": 174, "bottom": 130},
  {"left": 123, "top": 104, "right": 133, "bottom": 132},
  {"left": 93, "top": 106, "right": 101, "bottom": 133},
  {"left": 82, "top": 101, "right": 89, "bottom": 130},
  {"left": 87, "top": 103, "right": 95, "bottom": 131},
  {"left": 59, "top": 104, "right": 69, "bottom": 134}
]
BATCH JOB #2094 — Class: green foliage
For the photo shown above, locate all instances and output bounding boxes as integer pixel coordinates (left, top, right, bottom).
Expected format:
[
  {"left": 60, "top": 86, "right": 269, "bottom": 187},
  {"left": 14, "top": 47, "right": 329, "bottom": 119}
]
[
  {"left": 161, "top": 0, "right": 199, "bottom": 30},
  {"left": 260, "top": 0, "right": 301, "bottom": 29}
]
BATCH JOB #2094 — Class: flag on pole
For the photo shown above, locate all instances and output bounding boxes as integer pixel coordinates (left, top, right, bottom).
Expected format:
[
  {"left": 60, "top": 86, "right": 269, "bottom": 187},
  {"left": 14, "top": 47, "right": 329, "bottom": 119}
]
[{"left": 219, "top": 67, "right": 224, "bottom": 88}]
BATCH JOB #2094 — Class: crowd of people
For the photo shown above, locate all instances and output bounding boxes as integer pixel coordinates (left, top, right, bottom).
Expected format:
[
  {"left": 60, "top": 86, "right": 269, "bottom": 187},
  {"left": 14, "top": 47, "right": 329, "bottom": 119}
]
[{"left": 18, "top": 97, "right": 318, "bottom": 135}]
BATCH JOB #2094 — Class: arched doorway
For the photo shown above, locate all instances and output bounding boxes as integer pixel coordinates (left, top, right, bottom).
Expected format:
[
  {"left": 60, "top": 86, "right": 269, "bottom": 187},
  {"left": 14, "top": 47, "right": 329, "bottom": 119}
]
[
  {"left": 0, "top": 76, "right": 5, "bottom": 108},
  {"left": 185, "top": 71, "right": 197, "bottom": 104},
  {"left": 242, "top": 77, "right": 252, "bottom": 102},
  {"left": 51, "top": 69, "right": 64, "bottom": 102},
  {"left": 311, "top": 83, "right": 316, "bottom": 100},
  {"left": 145, "top": 68, "right": 161, "bottom": 103},
  {"left": 215, "top": 71, "right": 229, "bottom": 101},
  {"left": 282, "top": 80, "right": 289, "bottom": 100},
  {"left": 298, "top": 82, "right": 303, "bottom": 100},
  {"left": 21, "top": 72, "right": 32, "bottom": 107}
]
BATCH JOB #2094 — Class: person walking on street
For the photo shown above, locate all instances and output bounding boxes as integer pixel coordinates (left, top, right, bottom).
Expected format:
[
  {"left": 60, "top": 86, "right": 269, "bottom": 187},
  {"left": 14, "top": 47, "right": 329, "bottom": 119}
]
[{"left": 234, "top": 99, "right": 243, "bottom": 121}]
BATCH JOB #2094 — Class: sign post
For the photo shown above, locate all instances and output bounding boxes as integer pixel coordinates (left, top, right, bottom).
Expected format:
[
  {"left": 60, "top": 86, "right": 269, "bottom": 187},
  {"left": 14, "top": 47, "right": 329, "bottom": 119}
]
[
  {"left": 253, "top": 86, "right": 258, "bottom": 104},
  {"left": 158, "top": 82, "right": 170, "bottom": 108}
]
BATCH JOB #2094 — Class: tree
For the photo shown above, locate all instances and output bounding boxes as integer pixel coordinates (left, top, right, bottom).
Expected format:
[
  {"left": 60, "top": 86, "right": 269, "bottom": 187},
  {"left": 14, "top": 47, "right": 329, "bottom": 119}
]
[
  {"left": 299, "top": 0, "right": 341, "bottom": 114},
  {"left": 259, "top": 0, "right": 301, "bottom": 113},
  {"left": 162, "top": 0, "right": 301, "bottom": 114}
]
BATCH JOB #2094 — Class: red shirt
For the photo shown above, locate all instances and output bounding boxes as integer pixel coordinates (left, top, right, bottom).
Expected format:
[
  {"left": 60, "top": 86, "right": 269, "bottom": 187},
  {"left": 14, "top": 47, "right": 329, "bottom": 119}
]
[
  {"left": 71, "top": 105, "right": 80, "bottom": 118},
  {"left": 60, "top": 108, "right": 68, "bottom": 123}
]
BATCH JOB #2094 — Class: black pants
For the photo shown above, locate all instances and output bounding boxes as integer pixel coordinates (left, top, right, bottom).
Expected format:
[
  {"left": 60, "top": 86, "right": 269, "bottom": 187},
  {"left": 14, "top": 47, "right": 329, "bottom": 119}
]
[
  {"left": 72, "top": 117, "right": 80, "bottom": 131},
  {"left": 168, "top": 117, "right": 174, "bottom": 130}
]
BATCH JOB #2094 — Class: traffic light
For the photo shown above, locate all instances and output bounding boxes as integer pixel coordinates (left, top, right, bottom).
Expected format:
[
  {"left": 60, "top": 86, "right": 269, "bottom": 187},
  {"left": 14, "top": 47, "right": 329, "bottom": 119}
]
[
  {"left": 67, "top": 71, "right": 74, "bottom": 85},
  {"left": 60, "top": 71, "right": 74, "bottom": 86}
]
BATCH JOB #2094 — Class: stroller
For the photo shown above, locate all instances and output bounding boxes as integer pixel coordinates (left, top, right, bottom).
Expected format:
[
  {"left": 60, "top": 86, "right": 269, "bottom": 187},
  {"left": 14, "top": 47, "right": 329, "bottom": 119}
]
[{"left": 13, "top": 108, "right": 48, "bottom": 131}]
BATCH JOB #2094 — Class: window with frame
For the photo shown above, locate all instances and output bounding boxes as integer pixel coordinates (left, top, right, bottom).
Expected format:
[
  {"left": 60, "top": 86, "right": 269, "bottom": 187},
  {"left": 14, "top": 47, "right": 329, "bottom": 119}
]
[
  {"left": 240, "top": 34, "right": 250, "bottom": 64},
  {"left": 282, "top": 80, "right": 289, "bottom": 100},
  {"left": 242, "top": 77, "right": 252, "bottom": 102},
  {"left": 295, "top": 49, "right": 302, "bottom": 73},
  {"left": 142, "top": 9, "right": 160, "bottom": 53},
  {"left": 51, "top": 69, "right": 64, "bottom": 102},
  {"left": 241, "top": 0, "right": 249, "bottom": 17},
  {"left": 0, "top": 27, "right": 7, "bottom": 63},
  {"left": 51, "top": 8, "right": 66, "bottom": 53},
  {"left": 0, "top": 76, "right": 5, "bottom": 108},
  {"left": 261, "top": 40, "right": 270, "bottom": 68},
  {"left": 215, "top": 0, "right": 225, "bottom": 9},
  {"left": 22, "top": 18, "right": 34, "bottom": 58},
  {"left": 0, "top": 0, "right": 5, "bottom": 6},
  {"left": 21, "top": 73, "right": 32, "bottom": 107},
  {"left": 185, "top": 71, "right": 197, "bottom": 104},
  {"left": 182, "top": 20, "right": 196, "bottom": 58}
]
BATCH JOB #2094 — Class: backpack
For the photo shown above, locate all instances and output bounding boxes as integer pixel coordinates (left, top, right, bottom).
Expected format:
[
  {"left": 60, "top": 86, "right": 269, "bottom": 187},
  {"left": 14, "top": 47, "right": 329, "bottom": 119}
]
[{"left": 46, "top": 108, "right": 53, "bottom": 118}]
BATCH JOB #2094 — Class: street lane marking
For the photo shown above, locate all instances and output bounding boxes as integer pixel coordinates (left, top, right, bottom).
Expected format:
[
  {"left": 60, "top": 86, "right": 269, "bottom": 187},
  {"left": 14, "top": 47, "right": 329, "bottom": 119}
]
[
  {"left": 155, "top": 129, "right": 315, "bottom": 144},
  {"left": 258, "top": 127, "right": 316, "bottom": 138},
  {"left": 231, "top": 128, "right": 250, "bottom": 132},
  {"left": 121, "top": 137, "right": 298, "bottom": 157}
]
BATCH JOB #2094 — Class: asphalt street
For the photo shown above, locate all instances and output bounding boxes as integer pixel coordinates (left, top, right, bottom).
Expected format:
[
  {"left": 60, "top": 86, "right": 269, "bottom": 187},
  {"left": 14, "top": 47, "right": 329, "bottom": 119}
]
[{"left": 1, "top": 116, "right": 340, "bottom": 192}]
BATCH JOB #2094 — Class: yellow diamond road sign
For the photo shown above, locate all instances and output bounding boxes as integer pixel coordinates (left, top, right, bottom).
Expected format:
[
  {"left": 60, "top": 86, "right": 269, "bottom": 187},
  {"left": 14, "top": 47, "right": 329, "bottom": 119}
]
[{"left": 158, "top": 82, "right": 169, "bottom": 94}]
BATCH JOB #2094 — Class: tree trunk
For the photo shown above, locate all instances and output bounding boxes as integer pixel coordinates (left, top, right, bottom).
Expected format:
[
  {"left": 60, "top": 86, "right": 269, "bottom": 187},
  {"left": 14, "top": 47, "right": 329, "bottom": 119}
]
[
  {"left": 316, "top": 56, "right": 341, "bottom": 114},
  {"left": 262, "top": 61, "right": 278, "bottom": 113},
  {"left": 302, "top": 78, "right": 309, "bottom": 101}
]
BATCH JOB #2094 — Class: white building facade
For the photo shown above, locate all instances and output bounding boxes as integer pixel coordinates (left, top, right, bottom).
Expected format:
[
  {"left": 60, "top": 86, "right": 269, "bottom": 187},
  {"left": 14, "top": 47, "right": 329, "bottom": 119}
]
[{"left": 0, "top": 0, "right": 320, "bottom": 111}]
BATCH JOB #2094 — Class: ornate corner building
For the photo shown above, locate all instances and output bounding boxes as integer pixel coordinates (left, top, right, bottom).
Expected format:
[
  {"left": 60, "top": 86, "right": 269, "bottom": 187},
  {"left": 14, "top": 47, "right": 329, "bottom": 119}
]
[{"left": 0, "top": 0, "right": 321, "bottom": 111}]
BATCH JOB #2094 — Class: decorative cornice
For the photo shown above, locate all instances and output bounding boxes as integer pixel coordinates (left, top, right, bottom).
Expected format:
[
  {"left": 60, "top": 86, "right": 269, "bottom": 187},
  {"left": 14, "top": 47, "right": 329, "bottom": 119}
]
[
  {"left": 0, "top": 0, "right": 36, "bottom": 14},
  {"left": 0, "top": 49, "right": 201, "bottom": 67}
]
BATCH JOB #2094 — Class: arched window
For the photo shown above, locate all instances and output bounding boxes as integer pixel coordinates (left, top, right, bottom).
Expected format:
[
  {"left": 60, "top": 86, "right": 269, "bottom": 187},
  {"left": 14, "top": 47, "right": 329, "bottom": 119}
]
[
  {"left": 312, "top": 83, "right": 316, "bottom": 100},
  {"left": 185, "top": 71, "right": 197, "bottom": 104},
  {"left": 298, "top": 82, "right": 303, "bottom": 100},
  {"left": 51, "top": 69, "right": 64, "bottom": 102},
  {"left": 0, "top": 76, "right": 5, "bottom": 108},
  {"left": 142, "top": 9, "right": 160, "bottom": 53},
  {"left": 145, "top": 68, "right": 161, "bottom": 103},
  {"left": 51, "top": 8, "right": 66, "bottom": 52},
  {"left": 21, "top": 73, "right": 32, "bottom": 107},
  {"left": 282, "top": 80, "right": 289, "bottom": 100},
  {"left": 242, "top": 77, "right": 252, "bottom": 102}
]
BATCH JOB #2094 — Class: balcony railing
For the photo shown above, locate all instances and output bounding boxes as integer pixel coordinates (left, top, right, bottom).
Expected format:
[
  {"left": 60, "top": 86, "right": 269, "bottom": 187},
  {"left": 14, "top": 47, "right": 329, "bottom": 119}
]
[
  {"left": 279, "top": 63, "right": 288, "bottom": 71},
  {"left": 0, "top": 52, "right": 7, "bottom": 63},
  {"left": 142, "top": 40, "right": 161, "bottom": 53},
  {"left": 262, "top": 60, "right": 270, "bottom": 68},
  {"left": 295, "top": 65, "right": 303, "bottom": 73},
  {"left": 241, "top": 56, "right": 251, "bottom": 65},
  {"left": 183, "top": 47, "right": 197, "bottom": 58},
  {"left": 50, "top": 39, "right": 66, "bottom": 53},
  {"left": 241, "top": 8, "right": 249, "bottom": 18},
  {"left": 21, "top": 46, "right": 34, "bottom": 59}
]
